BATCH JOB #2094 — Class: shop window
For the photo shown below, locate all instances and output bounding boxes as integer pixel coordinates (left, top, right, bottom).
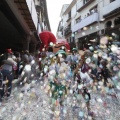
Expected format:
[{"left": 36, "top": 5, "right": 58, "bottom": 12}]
[
  {"left": 110, "top": 0, "right": 116, "bottom": 3},
  {"left": 105, "top": 21, "right": 112, "bottom": 28},
  {"left": 114, "top": 17, "right": 120, "bottom": 26}
]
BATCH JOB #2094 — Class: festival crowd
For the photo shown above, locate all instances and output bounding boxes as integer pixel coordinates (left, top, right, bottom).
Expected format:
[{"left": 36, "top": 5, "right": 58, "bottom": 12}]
[
  {"left": 0, "top": 36, "right": 120, "bottom": 119},
  {"left": 0, "top": 49, "right": 39, "bottom": 101},
  {"left": 39, "top": 36, "right": 120, "bottom": 119}
]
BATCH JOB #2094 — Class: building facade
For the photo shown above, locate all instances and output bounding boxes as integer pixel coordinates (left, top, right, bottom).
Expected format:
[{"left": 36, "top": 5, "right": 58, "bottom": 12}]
[
  {"left": 57, "top": 4, "right": 69, "bottom": 39},
  {"left": 57, "top": 0, "right": 120, "bottom": 50},
  {"left": 57, "top": 1, "right": 77, "bottom": 49},
  {"left": 0, "top": 0, "right": 50, "bottom": 53}
]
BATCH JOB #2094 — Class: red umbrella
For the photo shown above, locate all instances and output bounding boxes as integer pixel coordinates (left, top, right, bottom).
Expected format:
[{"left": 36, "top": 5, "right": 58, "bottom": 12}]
[{"left": 39, "top": 31, "right": 56, "bottom": 51}]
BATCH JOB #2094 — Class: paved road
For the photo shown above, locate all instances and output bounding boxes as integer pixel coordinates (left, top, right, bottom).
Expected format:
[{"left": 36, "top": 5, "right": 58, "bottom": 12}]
[{"left": 0, "top": 80, "right": 120, "bottom": 120}]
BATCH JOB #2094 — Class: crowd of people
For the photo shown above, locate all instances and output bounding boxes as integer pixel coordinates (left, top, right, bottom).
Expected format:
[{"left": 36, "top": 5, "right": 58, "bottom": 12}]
[
  {"left": 0, "top": 36, "right": 120, "bottom": 119},
  {"left": 39, "top": 36, "right": 120, "bottom": 119},
  {"left": 0, "top": 49, "right": 39, "bottom": 101}
]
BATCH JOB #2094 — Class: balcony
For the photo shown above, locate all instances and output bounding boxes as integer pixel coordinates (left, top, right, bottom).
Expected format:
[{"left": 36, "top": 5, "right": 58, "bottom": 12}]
[
  {"left": 77, "top": 0, "right": 95, "bottom": 12},
  {"left": 103, "top": 0, "right": 120, "bottom": 17},
  {"left": 57, "top": 31, "right": 63, "bottom": 38},
  {"left": 26, "top": 0, "right": 38, "bottom": 30},
  {"left": 66, "top": 17, "right": 71, "bottom": 22},
  {"left": 59, "top": 26, "right": 63, "bottom": 31},
  {"left": 64, "top": 27, "right": 72, "bottom": 36},
  {"left": 14, "top": 0, "right": 38, "bottom": 31},
  {"left": 72, "top": 12, "right": 98, "bottom": 32}
]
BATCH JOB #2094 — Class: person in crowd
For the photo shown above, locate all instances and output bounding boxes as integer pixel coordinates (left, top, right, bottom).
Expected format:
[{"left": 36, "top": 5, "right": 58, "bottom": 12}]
[
  {"left": 71, "top": 48, "right": 80, "bottom": 71},
  {"left": 82, "top": 87, "right": 91, "bottom": 112},
  {"left": 0, "top": 49, "right": 16, "bottom": 98},
  {"left": 15, "top": 52, "right": 22, "bottom": 78},
  {"left": 22, "top": 50, "right": 29, "bottom": 64}
]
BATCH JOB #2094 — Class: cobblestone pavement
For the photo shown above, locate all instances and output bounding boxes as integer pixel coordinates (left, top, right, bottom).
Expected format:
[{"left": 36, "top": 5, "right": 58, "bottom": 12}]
[
  {"left": 63, "top": 92, "right": 120, "bottom": 120},
  {"left": 0, "top": 80, "right": 120, "bottom": 120},
  {"left": 0, "top": 80, "right": 54, "bottom": 120}
]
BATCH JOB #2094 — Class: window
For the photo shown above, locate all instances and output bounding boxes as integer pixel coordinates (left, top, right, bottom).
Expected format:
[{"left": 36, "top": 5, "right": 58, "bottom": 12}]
[
  {"left": 83, "top": 0, "right": 89, "bottom": 5},
  {"left": 68, "top": 11, "right": 71, "bottom": 19},
  {"left": 105, "top": 21, "right": 112, "bottom": 28},
  {"left": 89, "top": 5, "right": 97, "bottom": 15},
  {"left": 76, "top": 16, "right": 81, "bottom": 23},
  {"left": 110, "top": 0, "right": 115, "bottom": 3},
  {"left": 114, "top": 17, "right": 120, "bottom": 26}
]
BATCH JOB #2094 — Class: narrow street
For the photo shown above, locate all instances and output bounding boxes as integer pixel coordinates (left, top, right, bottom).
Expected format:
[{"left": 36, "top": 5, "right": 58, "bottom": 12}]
[
  {"left": 0, "top": 79, "right": 120, "bottom": 120},
  {"left": 0, "top": 80, "right": 53, "bottom": 120}
]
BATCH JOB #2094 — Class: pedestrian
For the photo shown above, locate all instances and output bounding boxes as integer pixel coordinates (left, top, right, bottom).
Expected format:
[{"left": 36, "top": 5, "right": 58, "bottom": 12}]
[
  {"left": 82, "top": 87, "right": 91, "bottom": 112},
  {"left": 0, "top": 49, "right": 16, "bottom": 98}
]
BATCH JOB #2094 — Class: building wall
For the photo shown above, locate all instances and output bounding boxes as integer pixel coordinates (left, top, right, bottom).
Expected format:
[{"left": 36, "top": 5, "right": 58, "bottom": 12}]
[
  {"left": 104, "top": 0, "right": 110, "bottom": 6},
  {"left": 73, "top": 0, "right": 102, "bottom": 40},
  {"left": 60, "top": 4, "right": 69, "bottom": 18},
  {"left": 76, "top": 0, "right": 97, "bottom": 19},
  {"left": 71, "top": 3, "right": 77, "bottom": 27},
  {"left": 76, "top": 22, "right": 105, "bottom": 38},
  {"left": 35, "top": 0, "right": 51, "bottom": 32},
  {"left": 57, "top": 0, "right": 120, "bottom": 49},
  {"left": 56, "top": 4, "right": 69, "bottom": 39}
]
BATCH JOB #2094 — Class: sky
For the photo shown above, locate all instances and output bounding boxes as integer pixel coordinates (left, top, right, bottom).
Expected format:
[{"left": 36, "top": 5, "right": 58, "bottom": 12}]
[{"left": 46, "top": 0, "right": 72, "bottom": 37}]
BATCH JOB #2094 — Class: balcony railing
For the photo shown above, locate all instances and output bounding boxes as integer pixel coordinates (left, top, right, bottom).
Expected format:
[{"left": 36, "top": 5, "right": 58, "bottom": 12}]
[
  {"left": 64, "top": 27, "right": 72, "bottom": 36},
  {"left": 59, "top": 26, "right": 63, "bottom": 31},
  {"left": 77, "top": 0, "right": 95, "bottom": 12},
  {"left": 72, "top": 12, "right": 98, "bottom": 32},
  {"left": 103, "top": 0, "right": 120, "bottom": 16},
  {"left": 66, "top": 16, "right": 71, "bottom": 22}
]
